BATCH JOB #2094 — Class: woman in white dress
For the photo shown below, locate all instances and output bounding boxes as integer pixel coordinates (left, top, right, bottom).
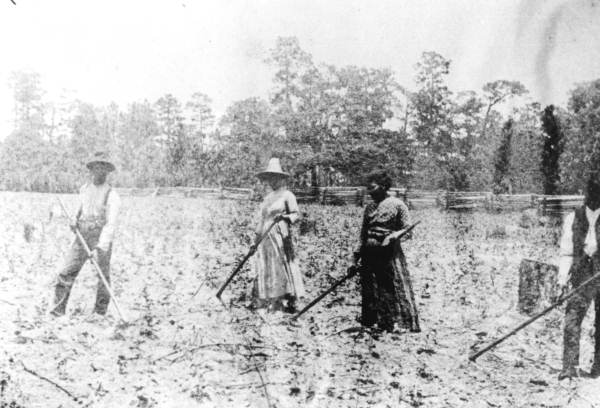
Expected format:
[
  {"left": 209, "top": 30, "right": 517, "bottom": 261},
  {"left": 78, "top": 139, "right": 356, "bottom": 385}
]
[{"left": 251, "top": 158, "right": 305, "bottom": 312}]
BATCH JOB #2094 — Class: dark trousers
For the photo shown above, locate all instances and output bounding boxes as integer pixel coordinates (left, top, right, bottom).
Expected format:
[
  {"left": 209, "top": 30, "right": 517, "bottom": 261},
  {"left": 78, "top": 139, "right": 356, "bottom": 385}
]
[
  {"left": 563, "top": 256, "right": 600, "bottom": 372},
  {"left": 53, "top": 229, "right": 112, "bottom": 315}
]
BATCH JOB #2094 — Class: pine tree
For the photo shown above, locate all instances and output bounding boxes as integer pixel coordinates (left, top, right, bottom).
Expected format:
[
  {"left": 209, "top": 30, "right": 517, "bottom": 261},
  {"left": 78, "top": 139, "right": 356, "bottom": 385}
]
[
  {"left": 493, "top": 119, "right": 514, "bottom": 193},
  {"left": 540, "top": 105, "right": 563, "bottom": 194}
]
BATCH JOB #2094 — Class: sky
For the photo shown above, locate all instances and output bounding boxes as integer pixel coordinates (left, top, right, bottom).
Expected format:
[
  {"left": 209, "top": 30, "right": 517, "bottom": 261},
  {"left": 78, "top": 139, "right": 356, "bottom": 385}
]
[{"left": 1, "top": 0, "right": 600, "bottom": 138}]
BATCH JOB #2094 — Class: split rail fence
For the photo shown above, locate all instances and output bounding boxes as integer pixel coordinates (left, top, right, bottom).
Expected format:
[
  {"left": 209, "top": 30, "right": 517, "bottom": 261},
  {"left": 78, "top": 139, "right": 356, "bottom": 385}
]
[{"left": 113, "top": 186, "right": 583, "bottom": 215}]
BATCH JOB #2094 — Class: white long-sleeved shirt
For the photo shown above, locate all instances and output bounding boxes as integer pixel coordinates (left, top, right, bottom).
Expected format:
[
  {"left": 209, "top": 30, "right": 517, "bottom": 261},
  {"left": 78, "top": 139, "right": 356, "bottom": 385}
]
[
  {"left": 78, "top": 183, "right": 121, "bottom": 251},
  {"left": 558, "top": 206, "right": 600, "bottom": 282}
]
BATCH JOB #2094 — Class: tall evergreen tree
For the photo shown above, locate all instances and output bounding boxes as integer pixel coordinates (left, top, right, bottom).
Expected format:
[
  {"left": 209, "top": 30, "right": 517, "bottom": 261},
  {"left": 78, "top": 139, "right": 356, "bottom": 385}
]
[
  {"left": 540, "top": 105, "right": 563, "bottom": 194},
  {"left": 493, "top": 119, "right": 514, "bottom": 193}
]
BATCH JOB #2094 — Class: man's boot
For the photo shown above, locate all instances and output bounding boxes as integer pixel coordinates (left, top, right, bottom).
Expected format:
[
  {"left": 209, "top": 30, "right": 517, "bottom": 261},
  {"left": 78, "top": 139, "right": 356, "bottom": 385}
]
[
  {"left": 50, "top": 284, "right": 71, "bottom": 316},
  {"left": 93, "top": 283, "right": 110, "bottom": 315}
]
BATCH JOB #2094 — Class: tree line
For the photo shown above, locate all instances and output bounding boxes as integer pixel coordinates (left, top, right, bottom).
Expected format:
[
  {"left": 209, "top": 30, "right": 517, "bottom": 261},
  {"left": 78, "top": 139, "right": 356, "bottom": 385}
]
[{"left": 1, "top": 36, "right": 599, "bottom": 194}]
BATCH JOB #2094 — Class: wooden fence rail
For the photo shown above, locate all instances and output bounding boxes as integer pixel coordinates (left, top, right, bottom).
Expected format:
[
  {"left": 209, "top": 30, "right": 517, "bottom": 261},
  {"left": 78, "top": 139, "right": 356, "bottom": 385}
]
[
  {"left": 537, "top": 195, "right": 583, "bottom": 216},
  {"left": 112, "top": 186, "right": 584, "bottom": 215},
  {"left": 446, "top": 192, "right": 490, "bottom": 210},
  {"left": 488, "top": 194, "right": 538, "bottom": 212}
]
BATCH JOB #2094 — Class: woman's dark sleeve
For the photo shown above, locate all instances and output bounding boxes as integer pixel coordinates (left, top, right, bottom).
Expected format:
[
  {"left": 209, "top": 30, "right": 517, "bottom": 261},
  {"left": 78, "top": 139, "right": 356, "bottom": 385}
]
[
  {"left": 356, "top": 207, "right": 369, "bottom": 253},
  {"left": 397, "top": 200, "right": 411, "bottom": 237}
]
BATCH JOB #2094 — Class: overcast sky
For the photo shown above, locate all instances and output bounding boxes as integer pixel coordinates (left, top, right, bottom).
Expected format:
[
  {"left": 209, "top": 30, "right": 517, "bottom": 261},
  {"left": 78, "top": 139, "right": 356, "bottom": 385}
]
[{"left": 1, "top": 0, "right": 599, "bottom": 137}]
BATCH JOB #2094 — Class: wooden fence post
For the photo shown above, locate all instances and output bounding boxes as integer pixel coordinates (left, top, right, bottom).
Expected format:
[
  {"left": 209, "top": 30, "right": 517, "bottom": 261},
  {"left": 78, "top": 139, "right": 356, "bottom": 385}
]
[
  {"left": 356, "top": 188, "right": 365, "bottom": 207},
  {"left": 312, "top": 186, "right": 319, "bottom": 203},
  {"left": 540, "top": 196, "right": 546, "bottom": 216}
]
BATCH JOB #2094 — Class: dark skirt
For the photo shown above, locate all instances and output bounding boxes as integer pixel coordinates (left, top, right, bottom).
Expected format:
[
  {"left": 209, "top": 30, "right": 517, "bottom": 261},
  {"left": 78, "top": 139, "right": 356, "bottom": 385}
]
[{"left": 360, "top": 244, "right": 420, "bottom": 332}]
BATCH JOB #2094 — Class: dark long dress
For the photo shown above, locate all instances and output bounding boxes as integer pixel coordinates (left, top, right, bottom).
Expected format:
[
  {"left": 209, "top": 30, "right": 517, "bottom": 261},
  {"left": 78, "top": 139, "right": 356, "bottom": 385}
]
[{"left": 358, "top": 195, "right": 420, "bottom": 332}]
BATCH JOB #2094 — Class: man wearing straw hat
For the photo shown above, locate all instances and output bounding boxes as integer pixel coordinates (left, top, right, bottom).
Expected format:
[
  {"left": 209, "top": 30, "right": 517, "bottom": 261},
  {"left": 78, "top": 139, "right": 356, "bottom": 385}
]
[{"left": 50, "top": 152, "right": 121, "bottom": 317}]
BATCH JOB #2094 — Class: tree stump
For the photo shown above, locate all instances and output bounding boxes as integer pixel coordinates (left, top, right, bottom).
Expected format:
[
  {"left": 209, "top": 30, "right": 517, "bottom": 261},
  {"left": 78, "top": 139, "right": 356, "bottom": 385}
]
[{"left": 517, "top": 258, "right": 559, "bottom": 315}]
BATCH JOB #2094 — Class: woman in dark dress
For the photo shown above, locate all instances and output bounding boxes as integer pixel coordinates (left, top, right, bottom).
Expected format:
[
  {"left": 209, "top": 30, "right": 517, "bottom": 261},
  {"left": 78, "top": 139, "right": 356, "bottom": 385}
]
[{"left": 354, "top": 170, "right": 420, "bottom": 333}]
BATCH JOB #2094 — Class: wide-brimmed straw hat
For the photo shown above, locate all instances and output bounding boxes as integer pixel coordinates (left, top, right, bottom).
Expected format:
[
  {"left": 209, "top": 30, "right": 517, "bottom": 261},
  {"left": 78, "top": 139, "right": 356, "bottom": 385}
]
[
  {"left": 86, "top": 152, "right": 116, "bottom": 172},
  {"left": 256, "top": 158, "right": 289, "bottom": 179}
]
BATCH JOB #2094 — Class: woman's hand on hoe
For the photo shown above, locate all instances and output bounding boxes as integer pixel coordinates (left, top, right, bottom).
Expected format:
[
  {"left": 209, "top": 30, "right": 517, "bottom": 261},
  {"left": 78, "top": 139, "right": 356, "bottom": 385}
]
[
  {"left": 381, "top": 231, "right": 401, "bottom": 247},
  {"left": 382, "top": 226, "right": 413, "bottom": 247},
  {"left": 277, "top": 213, "right": 294, "bottom": 223},
  {"left": 352, "top": 251, "right": 361, "bottom": 266}
]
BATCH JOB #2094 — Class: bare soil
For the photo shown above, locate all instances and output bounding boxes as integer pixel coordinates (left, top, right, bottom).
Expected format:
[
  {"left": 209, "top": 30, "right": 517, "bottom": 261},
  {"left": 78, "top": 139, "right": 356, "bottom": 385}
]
[{"left": 1, "top": 193, "right": 598, "bottom": 407}]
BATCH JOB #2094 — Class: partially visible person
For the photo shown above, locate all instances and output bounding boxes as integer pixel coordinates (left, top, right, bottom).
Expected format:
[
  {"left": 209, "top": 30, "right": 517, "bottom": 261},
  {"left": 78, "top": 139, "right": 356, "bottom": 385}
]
[
  {"left": 354, "top": 170, "right": 420, "bottom": 333},
  {"left": 557, "top": 175, "right": 600, "bottom": 379},
  {"left": 250, "top": 158, "right": 305, "bottom": 313},
  {"left": 51, "top": 152, "right": 121, "bottom": 318}
]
